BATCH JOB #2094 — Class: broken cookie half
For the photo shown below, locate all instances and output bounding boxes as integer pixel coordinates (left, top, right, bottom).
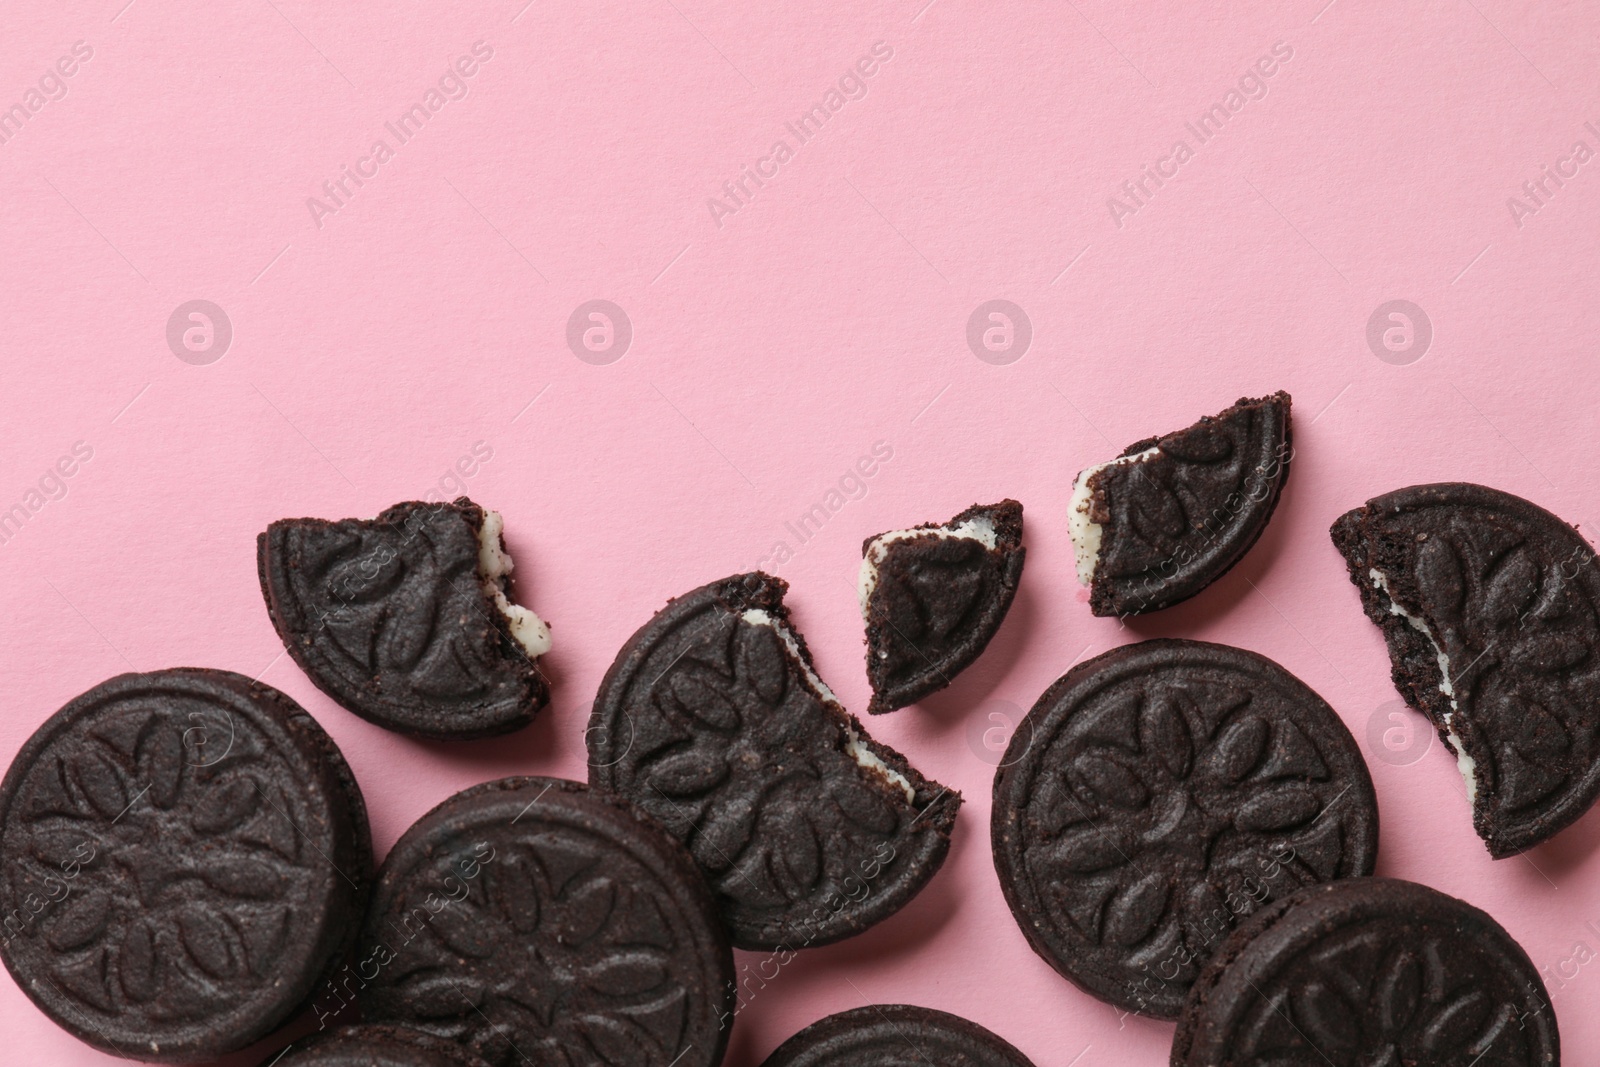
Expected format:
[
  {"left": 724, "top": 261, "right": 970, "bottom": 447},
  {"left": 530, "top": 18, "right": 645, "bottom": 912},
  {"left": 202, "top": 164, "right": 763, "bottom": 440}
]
[
  {"left": 1332, "top": 482, "right": 1600, "bottom": 857},
  {"left": 587, "top": 572, "right": 962, "bottom": 949},
  {"left": 258, "top": 497, "right": 551, "bottom": 740},
  {"left": 858, "top": 500, "right": 1025, "bottom": 714},
  {"left": 1069, "top": 391, "right": 1292, "bottom": 616}
]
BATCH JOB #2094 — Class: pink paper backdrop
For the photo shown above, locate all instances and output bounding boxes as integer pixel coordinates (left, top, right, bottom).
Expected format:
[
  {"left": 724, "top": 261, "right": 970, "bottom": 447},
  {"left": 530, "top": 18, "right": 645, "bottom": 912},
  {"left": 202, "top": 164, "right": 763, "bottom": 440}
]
[{"left": 3, "top": 0, "right": 1599, "bottom": 1063}]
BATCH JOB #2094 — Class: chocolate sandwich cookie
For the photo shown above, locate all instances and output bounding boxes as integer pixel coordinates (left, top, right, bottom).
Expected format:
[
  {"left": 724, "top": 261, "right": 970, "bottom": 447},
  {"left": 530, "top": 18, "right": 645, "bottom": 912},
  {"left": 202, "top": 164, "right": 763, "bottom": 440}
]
[
  {"left": 0, "top": 668, "right": 372, "bottom": 1063},
  {"left": 1171, "top": 878, "right": 1558, "bottom": 1066},
  {"left": 1069, "top": 392, "right": 1292, "bottom": 616},
  {"left": 258, "top": 498, "right": 551, "bottom": 741},
  {"left": 1333, "top": 483, "right": 1600, "bottom": 857},
  {"left": 588, "top": 573, "right": 962, "bottom": 950},
  {"left": 992, "top": 639, "right": 1377, "bottom": 1020},
  {"left": 760, "top": 1005, "right": 1036, "bottom": 1067},
  {"left": 357, "top": 777, "right": 733, "bottom": 1067},
  {"left": 265, "top": 1024, "right": 494, "bottom": 1066},
  {"left": 858, "top": 500, "right": 1026, "bottom": 714}
]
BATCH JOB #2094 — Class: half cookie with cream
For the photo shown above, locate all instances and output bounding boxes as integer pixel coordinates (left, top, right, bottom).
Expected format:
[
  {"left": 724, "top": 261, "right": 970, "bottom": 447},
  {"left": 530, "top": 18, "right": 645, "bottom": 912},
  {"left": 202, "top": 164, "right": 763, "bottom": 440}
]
[
  {"left": 1069, "top": 392, "right": 1291, "bottom": 616},
  {"left": 858, "top": 501, "right": 1025, "bottom": 713},
  {"left": 258, "top": 497, "right": 551, "bottom": 740},
  {"left": 588, "top": 572, "right": 961, "bottom": 949},
  {"left": 1332, "top": 482, "right": 1600, "bottom": 857}
]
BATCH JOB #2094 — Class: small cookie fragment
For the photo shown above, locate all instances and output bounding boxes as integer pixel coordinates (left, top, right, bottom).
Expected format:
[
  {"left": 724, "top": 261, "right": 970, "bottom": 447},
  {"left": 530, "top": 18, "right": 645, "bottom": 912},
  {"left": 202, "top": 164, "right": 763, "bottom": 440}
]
[
  {"left": 0, "top": 669, "right": 373, "bottom": 1063},
  {"left": 858, "top": 500, "right": 1026, "bottom": 713},
  {"left": 1171, "top": 878, "right": 1558, "bottom": 1066},
  {"left": 1332, "top": 482, "right": 1600, "bottom": 858},
  {"left": 1069, "top": 392, "right": 1292, "bottom": 616},
  {"left": 263, "top": 1024, "right": 494, "bottom": 1066},
  {"left": 760, "top": 1004, "right": 1036, "bottom": 1067},
  {"left": 258, "top": 497, "right": 551, "bottom": 740},
  {"left": 992, "top": 639, "right": 1377, "bottom": 1020},
  {"left": 357, "top": 777, "right": 733, "bottom": 1067},
  {"left": 588, "top": 572, "right": 962, "bottom": 950}
]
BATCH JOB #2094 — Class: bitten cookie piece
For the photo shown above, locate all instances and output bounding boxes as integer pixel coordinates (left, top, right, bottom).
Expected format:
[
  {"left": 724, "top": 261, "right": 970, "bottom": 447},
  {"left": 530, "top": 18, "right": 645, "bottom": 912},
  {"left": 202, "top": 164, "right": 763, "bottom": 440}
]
[
  {"left": 991, "top": 639, "right": 1377, "bottom": 1020},
  {"left": 357, "top": 777, "right": 733, "bottom": 1067},
  {"left": 761, "top": 1005, "right": 1036, "bottom": 1067},
  {"left": 1332, "top": 481, "right": 1600, "bottom": 858},
  {"left": 1070, "top": 392, "right": 1292, "bottom": 616},
  {"left": 258, "top": 498, "right": 550, "bottom": 740},
  {"left": 858, "top": 500, "right": 1025, "bottom": 714},
  {"left": 588, "top": 572, "right": 962, "bottom": 950},
  {"left": 0, "top": 669, "right": 373, "bottom": 1063},
  {"left": 1171, "top": 878, "right": 1558, "bottom": 1066}
]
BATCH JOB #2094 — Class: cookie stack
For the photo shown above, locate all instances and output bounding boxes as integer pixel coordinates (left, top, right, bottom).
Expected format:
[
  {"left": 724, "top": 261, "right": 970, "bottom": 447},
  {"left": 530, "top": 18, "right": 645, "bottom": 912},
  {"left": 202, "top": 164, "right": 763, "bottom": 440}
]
[{"left": 0, "top": 391, "right": 1581, "bottom": 1066}]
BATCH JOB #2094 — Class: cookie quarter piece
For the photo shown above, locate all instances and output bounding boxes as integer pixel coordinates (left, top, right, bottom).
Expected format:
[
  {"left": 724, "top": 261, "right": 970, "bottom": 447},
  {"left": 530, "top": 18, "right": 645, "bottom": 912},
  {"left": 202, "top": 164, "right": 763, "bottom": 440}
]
[
  {"left": 760, "top": 1005, "right": 1036, "bottom": 1067},
  {"left": 258, "top": 498, "right": 551, "bottom": 740},
  {"left": 992, "top": 639, "right": 1377, "bottom": 1020},
  {"left": 356, "top": 777, "right": 733, "bottom": 1067},
  {"left": 0, "top": 669, "right": 372, "bottom": 1063},
  {"left": 263, "top": 1024, "right": 494, "bottom": 1067},
  {"left": 1171, "top": 878, "right": 1558, "bottom": 1066},
  {"left": 1332, "top": 482, "right": 1600, "bottom": 857},
  {"left": 588, "top": 572, "right": 962, "bottom": 950},
  {"left": 1070, "top": 392, "right": 1292, "bottom": 616},
  {"left": 858, "top": 500, "right": 1026, "bottom": 713}
]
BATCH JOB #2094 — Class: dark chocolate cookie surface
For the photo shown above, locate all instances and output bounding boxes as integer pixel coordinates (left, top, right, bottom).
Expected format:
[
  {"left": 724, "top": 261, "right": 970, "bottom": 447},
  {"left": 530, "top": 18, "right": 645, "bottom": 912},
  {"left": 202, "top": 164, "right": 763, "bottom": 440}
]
[
  {"left": 266, "top": 1024, "right": 494, "bottom": 1066},
  {"left": 859, "top": 500, "right": 1025, "bottom": 714},
  {"left": 1070, "top": 392, "right": 1292, "bottom": 616},
  {"left": 357, "top": 777, "right": 733, "bottom": 1067},
  {"left": 258, "top": 498, "right": 550, "bottom": 740},
  {"left": 1332, "top": 482, "right": 1600, "bottom": 857},
  {"left": 0, "top": 669, "right": 372, "bottom": 1063},
  {"left": 588, "top": 573, "right": 961, "bottom": 950},
  {"left": 1171, "top": 878, "right": 1558, "bottom": 1066},
  {"left": 760, "top": 1005, "right": 1035, "bottom": 1067},
  {"left": 992, "top": 639, "right": 1377, "bottom": 1020}
]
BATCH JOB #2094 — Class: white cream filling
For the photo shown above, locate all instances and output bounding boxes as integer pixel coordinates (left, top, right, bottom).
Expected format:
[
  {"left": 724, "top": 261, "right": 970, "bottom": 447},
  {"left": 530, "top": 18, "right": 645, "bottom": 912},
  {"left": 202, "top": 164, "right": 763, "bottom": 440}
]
[
  {"left": 1368, "top": 567, "right": 1476, "bottom": 802},
  {"left": 1069, "top": 446, "right": 1160, "bottom": 585},
  {"left": 741, "top": 608, "right": 917, "bottom": 803},
  {"left": 477, "top": 510, "right": 552, "bottom": 658},
  {"left": 842, "top": 723, "right": 916, "bottom": 803},
  {"left": 856, "top": 514, "right": 998, "bottom": 615}
]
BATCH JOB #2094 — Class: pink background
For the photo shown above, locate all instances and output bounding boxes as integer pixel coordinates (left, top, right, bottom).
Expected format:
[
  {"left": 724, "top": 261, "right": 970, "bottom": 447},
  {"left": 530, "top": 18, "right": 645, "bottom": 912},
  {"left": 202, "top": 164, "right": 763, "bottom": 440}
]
[{"left": 3, "top": 0, "right": 1599, "bottom": 1063}]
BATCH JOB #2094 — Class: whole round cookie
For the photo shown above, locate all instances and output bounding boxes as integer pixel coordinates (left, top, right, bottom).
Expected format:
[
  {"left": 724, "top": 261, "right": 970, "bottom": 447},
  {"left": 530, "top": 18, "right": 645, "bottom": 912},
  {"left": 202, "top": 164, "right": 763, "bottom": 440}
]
[
  {"left": 1070, "top": 391, "right": 1292, "bottom": 616},
  {"left": 1172, "top": 878, "right": 1558, "bottom": 1065},
  {"left": 258, "top": 498, "right": 551, "bottom": 740},
  {"left": 992, "top": 639, "right": 1377, "bottom": 1020},
  {"left": 760, "top": 1005, "right": 1035, "bottom": 1067},
  {"left": 0, "top": 669, "right": 372, "bottom": 1063},
  {"left": 263, "top": 1024, "right": 494, "bottom": 1066},
  {"left": 588, "top": 572, "right": 962, "bottom": 950},
  {"left": 1332, "top": 482, "right": 1600, "bottom": 857},
  {"left": 356, "top": 777, "right": 733, "bottom": 1067}
]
